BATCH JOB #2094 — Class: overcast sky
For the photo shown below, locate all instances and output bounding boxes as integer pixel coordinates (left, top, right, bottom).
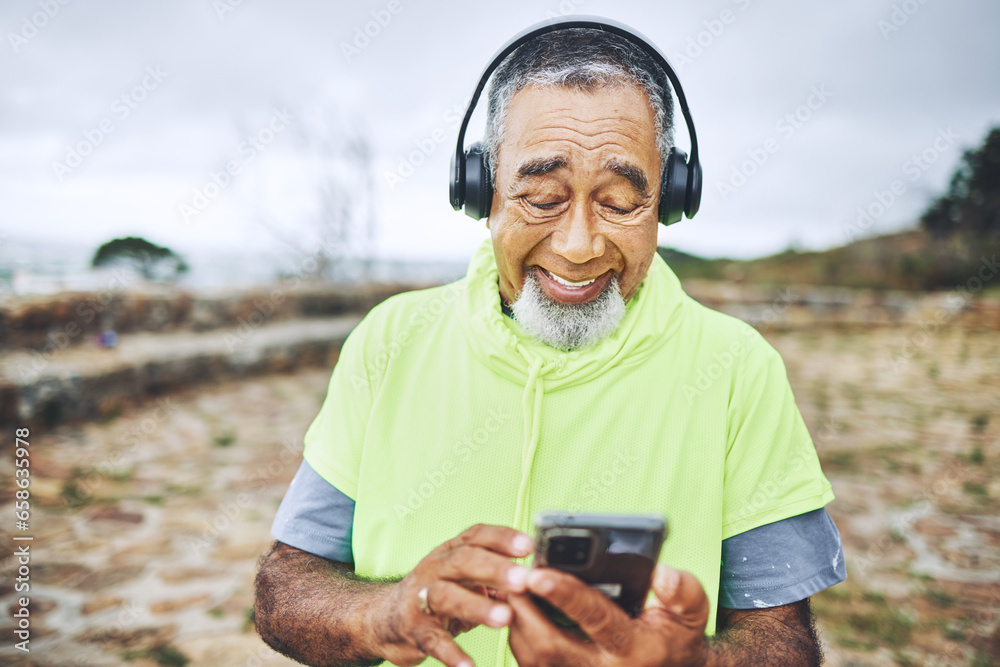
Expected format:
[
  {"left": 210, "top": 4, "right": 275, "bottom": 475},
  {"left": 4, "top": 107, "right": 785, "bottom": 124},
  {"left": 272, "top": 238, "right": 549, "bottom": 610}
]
[{"left": 2, "top": 0, "right": 998, "bottom": 265}]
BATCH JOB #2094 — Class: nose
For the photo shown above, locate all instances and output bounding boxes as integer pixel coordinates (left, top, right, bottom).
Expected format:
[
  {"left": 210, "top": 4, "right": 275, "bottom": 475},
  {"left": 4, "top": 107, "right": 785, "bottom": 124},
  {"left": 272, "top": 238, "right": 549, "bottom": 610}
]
[{"left": 549, "top": 200, "right": 605, "bottom": 264}]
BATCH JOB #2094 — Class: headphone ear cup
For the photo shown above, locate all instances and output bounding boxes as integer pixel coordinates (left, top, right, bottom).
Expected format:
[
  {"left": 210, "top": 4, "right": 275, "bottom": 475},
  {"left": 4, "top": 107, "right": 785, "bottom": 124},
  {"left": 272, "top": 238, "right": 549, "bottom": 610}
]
[
  {"left": 659, "top": 149, "right": 689, "bottom": 226},
  {"left": 463, "top": 142, "right": 493, "bottom": 220},
  {"left": 685, "top": 159, "right": 702, "bottom": 219}
]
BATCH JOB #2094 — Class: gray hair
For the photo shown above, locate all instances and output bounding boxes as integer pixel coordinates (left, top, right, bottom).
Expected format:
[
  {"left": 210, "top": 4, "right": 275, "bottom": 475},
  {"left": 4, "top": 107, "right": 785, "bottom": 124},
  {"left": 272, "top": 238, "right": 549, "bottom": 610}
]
[{"left": 483, "top": 27, "right": 674, "bottom": 188}]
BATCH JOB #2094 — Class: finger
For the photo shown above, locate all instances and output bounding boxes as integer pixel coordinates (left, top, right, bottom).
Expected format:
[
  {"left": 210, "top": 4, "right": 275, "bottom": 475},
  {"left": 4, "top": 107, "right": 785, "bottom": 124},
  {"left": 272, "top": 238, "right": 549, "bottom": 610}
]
[
  {"left": 507, "top": 593, "right": 590, "bottom": 663},
  {"left": 447, "top": 618, "right": 476, "bottom": 636},
  {"left": 427, "top": 580, "right": 513, "bottom": 629},
  {"left": 485, "top": 586, "right": 509, "bottom": 602},
  {"left": 646, "top": 564, "right": 710, "bottom": 627},
  {"left": 525, "top": 567, "right": 632, "bottom": 647},
  {"left": 436, "top": 545, "right": 531, "bottom": 593},
  {"left": 412, "top": 625, "right": 475, "bottom": 667},
  {"left": 438, "top": 523, "right": 534, "bottom": 559}
]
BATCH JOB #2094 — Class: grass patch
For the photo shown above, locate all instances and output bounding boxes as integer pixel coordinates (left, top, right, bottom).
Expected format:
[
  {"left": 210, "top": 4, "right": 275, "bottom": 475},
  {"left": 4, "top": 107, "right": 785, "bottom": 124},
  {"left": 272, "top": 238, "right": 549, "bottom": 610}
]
[
  {"left": 972, "top": 652, "right": 995, "bottom": 667},
  {"left": 969, "top": 446, "right": 985, "bottom": 465},
  {"left": 108, "top": 468, "right": 135, "bottom": 483},
  {"left": 820, "top": 450, "right": 859, "bottom": 473},
  {"left": 243, "top": 606, "right": 255, "bottom": 633},
  {"left": 123, "top": 644, "right": 189, "bottom": 666},
  {"left": 862, "top": 590, "right": 887, "bottom": 604},
  {"left": 60, "top": 479, "right": 92, "bottom": 508},
  {"left": 846, "top": 608, "right": 915, "bottom": 648},
  {"left": 963, "top": 481, "right": 989, "bottom": 499},
  {"left": 970, "top": 412, "right": 989, "bottom": 434},
  {"left": 940, "top": 623, "right": 965, "bottom": 641},
  {"left": 924, "top": 588, "right": 956, "bottom": 608},
  {"left": 163, "top": 483, "right": 201, "bottom": 496},
  {"left": 213, "top": 431, "right": 237, "bottom": 448}
]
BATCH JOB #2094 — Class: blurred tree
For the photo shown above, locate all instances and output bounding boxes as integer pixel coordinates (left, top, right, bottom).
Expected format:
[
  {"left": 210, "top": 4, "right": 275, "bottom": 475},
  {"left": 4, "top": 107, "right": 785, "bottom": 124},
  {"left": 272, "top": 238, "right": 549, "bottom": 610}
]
[
  {"left": 915, "top": 125, "right": 1000, "bottom": 288},
  {"left": 91, "top": 236, "right": 189, "bottom": 281},
  {"left": 247, "top": 108, "right": 377, "bottom": 284},
  {"left": 921, "top": 126, "right": 1000, "bottom": 243}
]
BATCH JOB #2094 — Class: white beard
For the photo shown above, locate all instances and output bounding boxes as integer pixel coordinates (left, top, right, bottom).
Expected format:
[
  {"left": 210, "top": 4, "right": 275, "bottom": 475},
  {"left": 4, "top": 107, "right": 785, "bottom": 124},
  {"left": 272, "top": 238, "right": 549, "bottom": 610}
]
[{"left": 509, "top": 268, "right": 627, "bottom": 351}]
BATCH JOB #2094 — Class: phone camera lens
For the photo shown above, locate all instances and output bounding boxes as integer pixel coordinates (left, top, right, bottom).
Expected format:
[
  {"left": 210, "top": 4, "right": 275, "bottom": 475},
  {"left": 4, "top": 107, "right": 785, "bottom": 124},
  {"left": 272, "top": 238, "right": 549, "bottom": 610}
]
[{"left": 548, "top": 536, "right": 592, "bottom": 567}]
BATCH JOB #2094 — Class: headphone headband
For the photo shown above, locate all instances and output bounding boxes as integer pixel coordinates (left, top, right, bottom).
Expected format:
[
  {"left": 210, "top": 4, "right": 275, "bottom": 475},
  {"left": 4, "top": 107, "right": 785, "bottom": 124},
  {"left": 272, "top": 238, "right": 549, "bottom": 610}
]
[{"left": 450, "top": 15, "right": 702, "bottom": 224}]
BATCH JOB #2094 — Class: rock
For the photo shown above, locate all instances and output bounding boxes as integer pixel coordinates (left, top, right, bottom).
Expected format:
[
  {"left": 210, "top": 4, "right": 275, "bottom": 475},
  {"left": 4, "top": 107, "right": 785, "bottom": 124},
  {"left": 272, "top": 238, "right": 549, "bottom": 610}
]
[
  {"left": 89, "top": 506, "right": 144, "bottom": 523},
  {"left": 81, "top": 596, "right": 125, "bottom": 615},
  {"left": 75, "top": 623, "right": 177, "bottom": 651},
  {"left": 76, "top": 565, "right": 145, "bottom": 591},
  {"left": 150, "top": 594, "right": 211, "bottom": 615}
]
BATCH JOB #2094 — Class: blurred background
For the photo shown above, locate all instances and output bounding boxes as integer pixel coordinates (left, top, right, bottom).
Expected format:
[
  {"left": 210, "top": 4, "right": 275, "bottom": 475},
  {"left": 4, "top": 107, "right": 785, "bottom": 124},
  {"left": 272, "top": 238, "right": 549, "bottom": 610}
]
[{"left": 0, "top": 0, "right": 998, "bottom": 665}]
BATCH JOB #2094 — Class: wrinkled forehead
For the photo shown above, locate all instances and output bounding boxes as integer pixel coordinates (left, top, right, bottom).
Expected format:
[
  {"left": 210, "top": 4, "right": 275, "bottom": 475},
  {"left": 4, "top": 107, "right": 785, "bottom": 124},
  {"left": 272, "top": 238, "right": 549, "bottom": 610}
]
[{"left": 496, "top": 82, "right": 661, "bottom": 179}]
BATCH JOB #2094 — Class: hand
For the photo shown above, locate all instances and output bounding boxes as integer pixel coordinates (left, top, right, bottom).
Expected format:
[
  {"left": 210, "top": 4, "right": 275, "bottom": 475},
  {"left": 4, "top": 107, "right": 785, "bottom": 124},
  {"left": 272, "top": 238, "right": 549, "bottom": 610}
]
[
  {"left": 369, "top": 523, "right": 534, "bottom": 667},
  {"left": 506, "top": 563, "right": 711, "bottom": 667}
]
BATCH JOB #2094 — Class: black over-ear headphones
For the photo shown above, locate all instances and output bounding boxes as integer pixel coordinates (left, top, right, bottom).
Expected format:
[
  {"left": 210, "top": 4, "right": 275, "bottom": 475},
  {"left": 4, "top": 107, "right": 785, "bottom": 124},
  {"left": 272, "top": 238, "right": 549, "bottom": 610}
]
[{"left": 449, "top": 15, "right": 702, "bottom": 226}]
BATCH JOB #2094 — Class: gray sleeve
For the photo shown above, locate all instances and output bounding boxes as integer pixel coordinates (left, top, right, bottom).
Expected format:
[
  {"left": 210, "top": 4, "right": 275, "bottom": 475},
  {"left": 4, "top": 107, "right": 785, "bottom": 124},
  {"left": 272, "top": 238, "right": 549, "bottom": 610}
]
[
  {"left": 270, "top": 459, "right": 355, "bottom": 563},
  {"left": 719, "top": 507, "right": 846, "bottom": 609}
]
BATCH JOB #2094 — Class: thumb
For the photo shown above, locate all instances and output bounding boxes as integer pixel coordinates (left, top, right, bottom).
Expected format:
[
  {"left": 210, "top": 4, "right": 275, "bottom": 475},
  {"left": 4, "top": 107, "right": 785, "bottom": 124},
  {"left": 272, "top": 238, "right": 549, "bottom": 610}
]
[{"left": 649, "top": 564, "right": 710, "bottom": 624}]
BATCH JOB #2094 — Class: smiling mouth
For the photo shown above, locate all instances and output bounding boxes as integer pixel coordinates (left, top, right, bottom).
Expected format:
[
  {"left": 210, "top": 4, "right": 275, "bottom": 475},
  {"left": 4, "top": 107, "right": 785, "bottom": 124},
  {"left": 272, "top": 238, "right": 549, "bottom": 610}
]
[{"left": 541, "top": 269, "right": 597, "bottom": 288}]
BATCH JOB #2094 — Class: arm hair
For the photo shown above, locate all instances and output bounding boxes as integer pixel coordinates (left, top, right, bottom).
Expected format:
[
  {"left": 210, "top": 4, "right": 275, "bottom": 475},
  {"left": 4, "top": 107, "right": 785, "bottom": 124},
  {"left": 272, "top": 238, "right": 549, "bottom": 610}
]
[{"left": 254, "top": 541, "right": 401, "bottom": 667}]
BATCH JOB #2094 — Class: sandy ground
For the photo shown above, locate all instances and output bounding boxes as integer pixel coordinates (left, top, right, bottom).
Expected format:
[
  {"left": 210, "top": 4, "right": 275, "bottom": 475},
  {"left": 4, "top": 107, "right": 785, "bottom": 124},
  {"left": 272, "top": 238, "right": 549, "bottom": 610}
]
[{"left": 0, "top": 324, "right": 998, "bottom": 666}]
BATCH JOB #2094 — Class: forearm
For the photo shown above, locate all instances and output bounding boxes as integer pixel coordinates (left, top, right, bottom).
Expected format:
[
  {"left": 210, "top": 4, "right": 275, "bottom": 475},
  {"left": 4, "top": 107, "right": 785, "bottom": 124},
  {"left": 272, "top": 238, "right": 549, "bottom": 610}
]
[
  {"left": 254, "top": 541, "right": 397, "bottom": 667},
  {"left": 698, "top": 602, "right": 822, "bottom": 667}
]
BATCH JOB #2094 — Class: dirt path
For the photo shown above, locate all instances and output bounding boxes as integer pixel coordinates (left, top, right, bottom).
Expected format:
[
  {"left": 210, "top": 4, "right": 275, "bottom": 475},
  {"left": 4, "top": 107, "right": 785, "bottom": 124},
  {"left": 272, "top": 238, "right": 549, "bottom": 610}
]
[{"left": 0, "top": 324, "right": 997, "bottom": 666}]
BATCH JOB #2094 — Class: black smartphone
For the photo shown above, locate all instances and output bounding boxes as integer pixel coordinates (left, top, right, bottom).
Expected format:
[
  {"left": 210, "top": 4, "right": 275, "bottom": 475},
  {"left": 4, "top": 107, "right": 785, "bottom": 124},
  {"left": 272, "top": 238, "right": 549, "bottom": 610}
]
[{"left": 531, "top": 512, "right": 668, "bottom": 634}]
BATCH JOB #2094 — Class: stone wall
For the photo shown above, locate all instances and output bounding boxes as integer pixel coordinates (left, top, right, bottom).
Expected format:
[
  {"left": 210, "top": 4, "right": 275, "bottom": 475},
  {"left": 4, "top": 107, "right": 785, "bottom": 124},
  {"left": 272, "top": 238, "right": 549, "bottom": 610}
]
[{"left": 0, "top": 282, "right": 419, "bottom": 352}]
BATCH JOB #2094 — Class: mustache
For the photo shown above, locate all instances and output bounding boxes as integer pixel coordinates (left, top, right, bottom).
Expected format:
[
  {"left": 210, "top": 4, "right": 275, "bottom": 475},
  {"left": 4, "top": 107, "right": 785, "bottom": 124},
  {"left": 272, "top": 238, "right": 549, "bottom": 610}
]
[{"left": 510, "top": 268, "right": 626, "bottom": 350}]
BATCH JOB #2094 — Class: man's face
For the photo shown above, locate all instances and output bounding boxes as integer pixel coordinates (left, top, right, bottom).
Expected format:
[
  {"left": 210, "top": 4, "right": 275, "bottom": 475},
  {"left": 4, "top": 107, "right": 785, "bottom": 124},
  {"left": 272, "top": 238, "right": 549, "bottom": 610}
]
[{"left": 489, "top": 82, "right": 662, "bottom": 308}]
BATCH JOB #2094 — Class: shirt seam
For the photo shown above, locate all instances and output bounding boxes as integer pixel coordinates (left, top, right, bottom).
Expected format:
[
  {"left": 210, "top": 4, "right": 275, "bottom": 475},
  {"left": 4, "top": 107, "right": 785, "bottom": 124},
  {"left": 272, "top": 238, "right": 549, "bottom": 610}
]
[
  {"left": 723, "top": 490, "right": 832, "bottom": 535},
  {"left": 720, "top": 561, "right": 843, "bottom": 593}
]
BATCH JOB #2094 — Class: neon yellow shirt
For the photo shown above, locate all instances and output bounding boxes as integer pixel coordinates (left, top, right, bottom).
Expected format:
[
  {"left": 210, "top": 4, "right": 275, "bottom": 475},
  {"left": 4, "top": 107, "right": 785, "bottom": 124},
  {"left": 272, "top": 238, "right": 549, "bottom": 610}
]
[{"left": 304, "top": 239, "right": 834, "bottom": 666}]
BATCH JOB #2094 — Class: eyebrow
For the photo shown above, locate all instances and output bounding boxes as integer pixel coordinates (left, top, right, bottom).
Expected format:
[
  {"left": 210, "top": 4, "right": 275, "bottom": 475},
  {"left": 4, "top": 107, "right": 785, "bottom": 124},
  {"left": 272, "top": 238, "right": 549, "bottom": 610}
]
[
  {"left": 603, "top": 157, "right": 649, "bottom": 194},
  {"left": 514, "top": 156, "right": 568, "bottom": 181},
  {"left": 512, "top": 155, "right": 650, "bottom": 195}
]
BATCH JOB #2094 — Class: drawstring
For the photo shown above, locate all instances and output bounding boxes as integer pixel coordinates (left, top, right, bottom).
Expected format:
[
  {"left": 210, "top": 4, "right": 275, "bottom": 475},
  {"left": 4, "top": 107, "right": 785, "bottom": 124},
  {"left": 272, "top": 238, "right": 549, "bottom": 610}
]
[
  {"left": 497, "top": 346, "right": 557, "bottom": 667},
  {"left": 513, "top": 354, "right": 545, "bottom": 532}
]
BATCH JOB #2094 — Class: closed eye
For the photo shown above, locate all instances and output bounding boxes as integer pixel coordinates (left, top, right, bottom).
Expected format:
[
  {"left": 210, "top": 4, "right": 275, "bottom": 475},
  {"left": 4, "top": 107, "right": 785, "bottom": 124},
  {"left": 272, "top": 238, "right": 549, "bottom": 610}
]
[{"left": 523, "top": 197, "right": 563, "bottom": 211}]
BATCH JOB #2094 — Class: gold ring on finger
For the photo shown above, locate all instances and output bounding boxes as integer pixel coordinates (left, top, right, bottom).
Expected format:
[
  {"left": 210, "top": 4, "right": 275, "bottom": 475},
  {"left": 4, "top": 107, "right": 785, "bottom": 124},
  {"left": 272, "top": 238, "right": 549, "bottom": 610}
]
[{"left": 417, "top": 585, "right": 434, "bottom": 615}]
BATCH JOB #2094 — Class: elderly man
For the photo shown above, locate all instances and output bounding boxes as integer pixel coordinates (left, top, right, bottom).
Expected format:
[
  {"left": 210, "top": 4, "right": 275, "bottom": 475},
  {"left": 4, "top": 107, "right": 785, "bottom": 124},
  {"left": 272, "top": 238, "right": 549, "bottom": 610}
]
[{"left": 254, "top": 19, "right": 845, "bottom": 667}]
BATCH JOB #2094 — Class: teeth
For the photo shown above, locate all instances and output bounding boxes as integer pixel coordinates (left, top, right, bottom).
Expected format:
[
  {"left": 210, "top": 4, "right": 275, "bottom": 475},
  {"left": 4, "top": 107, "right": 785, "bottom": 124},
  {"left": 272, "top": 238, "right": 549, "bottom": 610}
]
[{"left": 547, "top": 270, "right": 596, "bottom": 288}]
